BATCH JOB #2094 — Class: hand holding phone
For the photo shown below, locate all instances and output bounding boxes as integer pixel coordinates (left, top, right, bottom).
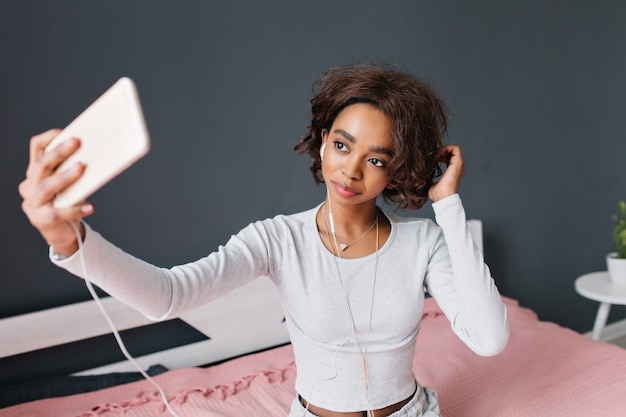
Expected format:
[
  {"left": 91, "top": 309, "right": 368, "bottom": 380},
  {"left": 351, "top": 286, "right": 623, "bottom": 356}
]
[{"left": 45, "top": 77, "right": 151, "bottom": 208}]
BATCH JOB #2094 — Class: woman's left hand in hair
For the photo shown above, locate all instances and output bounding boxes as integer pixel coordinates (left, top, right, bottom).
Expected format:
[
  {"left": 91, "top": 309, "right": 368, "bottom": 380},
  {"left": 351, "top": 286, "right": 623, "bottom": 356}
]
[{"left": 428, "top": 144, "right": 465, "bottom": 202}]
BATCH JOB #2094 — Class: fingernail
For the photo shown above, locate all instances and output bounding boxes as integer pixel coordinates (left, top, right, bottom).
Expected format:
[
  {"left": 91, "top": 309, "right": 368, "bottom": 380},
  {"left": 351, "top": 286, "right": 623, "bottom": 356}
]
[
  {"left": 69, "top": 162, "right": 82, "bottom": 173},
  {"left": 63, "top": 138, "right": 77, "bottom": 149},
  {"left": 81, "top": 203, "right": 94, "bottom": 214}
]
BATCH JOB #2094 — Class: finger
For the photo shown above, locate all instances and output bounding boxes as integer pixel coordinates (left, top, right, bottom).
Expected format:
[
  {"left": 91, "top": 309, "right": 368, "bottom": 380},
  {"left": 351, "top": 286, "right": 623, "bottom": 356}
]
[
  {"left": 436, "top": 146, "right": 453, "bottom": 166},
  {"left": 41, "top": 162, "right": 85, "bottom": 204},
  {"left": 438, "top": 144, "right": 462, "bottom": 165},
  {"left": 29, "top": 129, "right": 62, "bottom": 166},
  {"left": 18, "top": 177, "right": 32, "bottom": 199},
  {"left": 429, "top": 145, "right": 465, "bottom": 201},
  {"left": 26, "top": 136, "right": 81, "bottom": 183},
  {"left": 27, "top": 161, "right": 85, "bottom": 205},
  {"left": 22, "top": 202, "right": 93, "bottom": 244},
  {"left": 22, "top": 187, "right": 94, "bottom": 226},
  {"left": 37, "top": 202, "right": 94, "bottom": 226}
]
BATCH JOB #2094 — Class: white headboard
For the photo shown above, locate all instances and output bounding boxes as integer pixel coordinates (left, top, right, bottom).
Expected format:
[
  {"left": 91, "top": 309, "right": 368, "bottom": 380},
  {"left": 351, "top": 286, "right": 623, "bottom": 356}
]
[{"left": 0, "top": 277, "right": 290, "bottom": 374}]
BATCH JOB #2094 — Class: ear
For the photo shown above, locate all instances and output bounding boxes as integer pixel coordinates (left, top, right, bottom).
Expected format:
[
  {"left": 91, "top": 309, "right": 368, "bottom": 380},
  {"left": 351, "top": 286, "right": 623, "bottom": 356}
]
[{"left": 320, "top": 130, "right": 328, "bottom": 161}]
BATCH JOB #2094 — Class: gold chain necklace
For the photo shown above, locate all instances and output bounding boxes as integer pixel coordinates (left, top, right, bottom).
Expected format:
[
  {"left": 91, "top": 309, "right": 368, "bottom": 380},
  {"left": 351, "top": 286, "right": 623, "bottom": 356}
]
[{"left": 322, "top": 204, "right": 378, "bottom": 251}]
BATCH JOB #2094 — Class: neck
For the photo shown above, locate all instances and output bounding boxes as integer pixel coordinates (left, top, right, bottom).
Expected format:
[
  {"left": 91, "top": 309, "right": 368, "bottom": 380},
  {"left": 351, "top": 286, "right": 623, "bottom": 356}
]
[
  {"left": 323, "top": 199, "right": 378, "bottom": 236},
  {"left": 317, "top": 198, "right": 391, "bottom": 258}
]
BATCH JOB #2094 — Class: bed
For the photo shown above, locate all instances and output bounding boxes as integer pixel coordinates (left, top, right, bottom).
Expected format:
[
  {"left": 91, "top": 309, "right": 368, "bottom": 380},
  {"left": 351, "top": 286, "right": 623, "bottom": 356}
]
[{"left": 2, "top": 221, "right": 626, "bottom": 417}]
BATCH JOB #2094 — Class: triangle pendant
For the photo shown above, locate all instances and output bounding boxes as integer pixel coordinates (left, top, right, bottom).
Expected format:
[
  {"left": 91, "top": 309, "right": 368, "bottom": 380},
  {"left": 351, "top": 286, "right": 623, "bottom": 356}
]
[{"left": 339, "top": 243, "right": 348, "bottom": 251}]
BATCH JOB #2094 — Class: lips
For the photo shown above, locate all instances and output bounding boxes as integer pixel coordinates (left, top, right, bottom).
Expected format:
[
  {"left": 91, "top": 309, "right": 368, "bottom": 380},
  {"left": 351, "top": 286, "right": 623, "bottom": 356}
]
[{"left": 331, "top": 181, "right": 360, "bottom": 198}]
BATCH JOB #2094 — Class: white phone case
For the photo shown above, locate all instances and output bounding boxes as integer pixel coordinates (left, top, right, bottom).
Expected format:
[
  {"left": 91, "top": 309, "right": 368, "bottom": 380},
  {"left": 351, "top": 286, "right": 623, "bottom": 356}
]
[{"left": 46, "top": 77, "right": 150, "bottom": 208}]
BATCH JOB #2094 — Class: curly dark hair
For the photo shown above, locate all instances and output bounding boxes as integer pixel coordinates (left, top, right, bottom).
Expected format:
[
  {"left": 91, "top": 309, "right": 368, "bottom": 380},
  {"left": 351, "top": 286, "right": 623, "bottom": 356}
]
[{"left": 294, "top": 64, "right": 448, "bottom": 211}]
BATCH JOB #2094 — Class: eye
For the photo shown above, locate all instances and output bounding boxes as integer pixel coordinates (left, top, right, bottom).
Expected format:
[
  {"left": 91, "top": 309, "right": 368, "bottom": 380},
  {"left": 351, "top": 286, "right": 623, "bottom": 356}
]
[
  {"left": 369, "top": 157, "right": 386, "bottom": 168},
  {"left": 333, "top": 141, "right": 348, "bottom": 152}
]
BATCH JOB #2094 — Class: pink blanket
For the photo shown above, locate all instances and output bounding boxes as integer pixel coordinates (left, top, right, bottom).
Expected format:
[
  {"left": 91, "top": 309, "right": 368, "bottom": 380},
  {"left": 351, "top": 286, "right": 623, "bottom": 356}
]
[
  {"left": 4, "top": 297, "right": 626, "bottom": 417},
  {"left": 415, "top": 297, "right": 626, "bottom": 416}
]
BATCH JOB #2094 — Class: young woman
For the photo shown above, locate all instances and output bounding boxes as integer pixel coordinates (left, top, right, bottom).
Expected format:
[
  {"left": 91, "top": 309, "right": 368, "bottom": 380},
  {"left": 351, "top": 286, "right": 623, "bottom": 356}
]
[{"left": 19, "top": 64, "right": 509, "bottom": 417}]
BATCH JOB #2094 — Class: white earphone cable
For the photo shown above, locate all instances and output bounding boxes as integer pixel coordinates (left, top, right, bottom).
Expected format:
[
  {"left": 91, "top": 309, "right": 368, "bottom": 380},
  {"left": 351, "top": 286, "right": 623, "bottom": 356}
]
[
  {"left": 323, "top": 198, "right": 378, "bottom": 417},
  {"left": 68, "top": 220, "right": 182, "bottom": 417}
]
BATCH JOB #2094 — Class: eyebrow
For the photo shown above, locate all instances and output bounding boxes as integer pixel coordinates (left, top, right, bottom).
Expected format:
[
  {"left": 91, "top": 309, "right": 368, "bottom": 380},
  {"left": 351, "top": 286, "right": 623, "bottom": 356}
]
[{"left": 333, "top": 129, "right": 394, "bottom": 157}]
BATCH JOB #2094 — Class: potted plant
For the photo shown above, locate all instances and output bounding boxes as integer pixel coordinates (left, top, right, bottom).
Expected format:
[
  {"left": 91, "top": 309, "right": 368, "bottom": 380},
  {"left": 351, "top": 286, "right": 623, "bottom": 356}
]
[{"left": 607, "top": 200, "right": 626, "bottom": 285}]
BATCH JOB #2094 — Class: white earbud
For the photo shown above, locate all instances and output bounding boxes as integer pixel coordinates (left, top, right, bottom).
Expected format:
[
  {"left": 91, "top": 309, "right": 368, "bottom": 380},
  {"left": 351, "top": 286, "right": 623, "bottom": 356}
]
[{"left": 320, "top": 143, "right": 326, "bottom": 161}]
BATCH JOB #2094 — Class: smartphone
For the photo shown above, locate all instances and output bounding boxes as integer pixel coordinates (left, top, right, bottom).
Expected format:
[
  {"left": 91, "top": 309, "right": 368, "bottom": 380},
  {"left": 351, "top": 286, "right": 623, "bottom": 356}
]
[{"left": 45, "top": 77, "right": 151, "bottom": 208}]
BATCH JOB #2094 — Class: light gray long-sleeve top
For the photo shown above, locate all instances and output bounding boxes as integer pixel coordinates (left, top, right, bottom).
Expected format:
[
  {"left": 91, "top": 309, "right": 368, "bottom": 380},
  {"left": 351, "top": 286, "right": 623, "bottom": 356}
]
[{"left": 51, "top": 194, "right": 509, "bottom": 412}]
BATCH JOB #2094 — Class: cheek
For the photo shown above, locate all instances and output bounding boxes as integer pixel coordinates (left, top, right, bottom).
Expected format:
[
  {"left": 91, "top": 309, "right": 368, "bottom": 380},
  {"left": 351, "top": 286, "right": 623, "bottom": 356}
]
[
  {"left": 372, "top": 171, "right": 391, "bottom": 191},
  {"left": 321, "top": 151, "right": 340, "bottom": 172},
  {"left": 319, "top": 159, "right": 334, "bottom": 183}
]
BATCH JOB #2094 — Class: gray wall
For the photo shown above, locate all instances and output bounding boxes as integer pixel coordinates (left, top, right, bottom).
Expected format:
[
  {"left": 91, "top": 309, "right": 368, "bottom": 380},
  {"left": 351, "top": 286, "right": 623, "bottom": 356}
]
[{"left": 2, "top": 1, "right": 626, "bottom": 348}]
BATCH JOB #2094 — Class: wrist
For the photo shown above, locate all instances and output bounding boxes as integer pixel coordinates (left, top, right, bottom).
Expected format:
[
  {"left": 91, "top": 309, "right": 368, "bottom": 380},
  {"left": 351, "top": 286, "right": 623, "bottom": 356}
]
[
  {"left": 431, "top": 193, "right": 460, "bottom": 209},
  {"left": 49, "top": 222, "right": 85, "bottom": 258},
  {"left": 429, "top": 189, "right": 455, "bottom": 202},
  {"left": 50, "top": 242, "right": 79, "bottom": 259}
]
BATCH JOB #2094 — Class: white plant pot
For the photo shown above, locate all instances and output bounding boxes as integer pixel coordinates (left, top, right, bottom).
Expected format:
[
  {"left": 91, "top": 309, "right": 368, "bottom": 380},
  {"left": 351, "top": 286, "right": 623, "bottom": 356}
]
[{"left": 606, "top": 253, "right": 626, "bottom": 286}]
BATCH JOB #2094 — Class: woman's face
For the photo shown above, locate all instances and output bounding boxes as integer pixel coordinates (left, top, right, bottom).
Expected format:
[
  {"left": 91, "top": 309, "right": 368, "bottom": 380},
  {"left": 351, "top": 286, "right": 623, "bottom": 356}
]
[{"left": 320, "top": 103, "right": 393, "bottom": 208}]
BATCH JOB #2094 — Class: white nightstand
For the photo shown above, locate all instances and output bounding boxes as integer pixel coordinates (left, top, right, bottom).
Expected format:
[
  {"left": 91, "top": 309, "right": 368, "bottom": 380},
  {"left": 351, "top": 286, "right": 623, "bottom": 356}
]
[{"left": 575, "top": 271, "right": 626, "bottom": 341}]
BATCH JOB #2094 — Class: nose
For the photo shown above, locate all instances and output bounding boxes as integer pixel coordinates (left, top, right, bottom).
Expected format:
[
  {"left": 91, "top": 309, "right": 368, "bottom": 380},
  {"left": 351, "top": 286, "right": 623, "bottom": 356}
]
[{"left": 341, "top": 156, "right": 362, "bottom": 180}]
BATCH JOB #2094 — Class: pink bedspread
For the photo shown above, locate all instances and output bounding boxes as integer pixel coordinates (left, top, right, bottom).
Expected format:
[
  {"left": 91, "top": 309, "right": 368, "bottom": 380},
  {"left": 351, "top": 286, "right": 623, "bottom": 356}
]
[
  {"left": 4, "top": 297, "right": 626, "bottom": 417},
  {"left": 415, "top": 297, "right": 626, "bottom": 416}
]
